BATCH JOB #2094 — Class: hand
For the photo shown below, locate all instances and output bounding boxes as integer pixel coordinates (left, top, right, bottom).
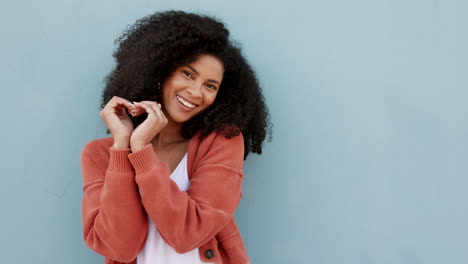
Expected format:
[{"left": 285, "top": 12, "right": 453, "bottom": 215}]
[
  {"left": 130, "top": 101, "right": 168, "bottom": 152},
  {"left": 99, "top": 96, "right": 136, "bottom": 149}
]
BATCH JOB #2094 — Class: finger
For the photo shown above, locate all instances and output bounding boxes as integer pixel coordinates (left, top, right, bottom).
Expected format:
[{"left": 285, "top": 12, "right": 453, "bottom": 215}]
[
  {"left": 133, "top": 102, "right": 157, "bottom": 118},
  {"left": 143, "top": 101, "right": 162, "bottom": 114},
  {"left": 104, "top": 96, "right": 135, "bottom": 114},
  {"left": 137, "top": 101, "right": 160, "bottom": 113},
  {"left": 115, "top": 105, "right": 130, "bottom": 118},
  {"left": 140, "top": 101, "right": 166, "bottom": 121},
  {"left": 110, "top": 96, "right": 133, "bottom": 109},
  {"left": 116, "top": 105, "right": 135, "bottom": 120},
  {"left": 129, "top": 102, "right": 145, "bottom": 117}
]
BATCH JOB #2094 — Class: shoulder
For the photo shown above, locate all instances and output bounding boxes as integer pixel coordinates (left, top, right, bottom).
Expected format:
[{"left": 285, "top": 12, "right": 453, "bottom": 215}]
[
  {"left": 80, "top": 137, "right": 115, "bottom": 182},
  {"left": 81, "top": 137, "right": 114, "bottom": 161},
  {"left": 194, "top": 127, "right": 244, "bottom": 153},
  {"left": 190, "top": 128, "right": 244, "bottom": 170}
]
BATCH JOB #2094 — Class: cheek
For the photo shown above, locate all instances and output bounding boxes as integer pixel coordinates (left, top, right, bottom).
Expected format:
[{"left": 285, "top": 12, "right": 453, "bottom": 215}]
[
  {"left": 205, "top": 93, "right": 218, "bottom": 107},
  {"left": 172, "top": 76, "right": 190, "bottom": 86}
]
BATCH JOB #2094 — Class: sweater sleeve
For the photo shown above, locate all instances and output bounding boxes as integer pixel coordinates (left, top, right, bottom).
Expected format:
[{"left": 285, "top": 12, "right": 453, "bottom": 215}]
[
  {"left": 128, "top": 133, "right": 244, "bottom": 254},
  {"left": 81, "top": 140, "right": 148, "bottom": 262}
]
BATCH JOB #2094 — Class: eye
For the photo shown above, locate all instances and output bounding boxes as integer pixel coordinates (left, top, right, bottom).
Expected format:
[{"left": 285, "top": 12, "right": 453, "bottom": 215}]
[
  {"left": 206, "top": 84, "right": 218, "bottom": 91},
  {"left": 182, "top": 70, "right": 193, "bottom": 79}
]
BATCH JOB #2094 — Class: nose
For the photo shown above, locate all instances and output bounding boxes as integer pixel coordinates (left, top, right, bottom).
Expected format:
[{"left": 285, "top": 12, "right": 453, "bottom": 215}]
[{"left": 186, "top": 82, "right": 202, "bottom": 98}]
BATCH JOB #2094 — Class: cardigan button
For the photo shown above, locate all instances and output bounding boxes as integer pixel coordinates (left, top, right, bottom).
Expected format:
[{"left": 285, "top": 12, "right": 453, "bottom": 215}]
[{"left": 204, "top": 249, "right": 215, "bottom": 259}]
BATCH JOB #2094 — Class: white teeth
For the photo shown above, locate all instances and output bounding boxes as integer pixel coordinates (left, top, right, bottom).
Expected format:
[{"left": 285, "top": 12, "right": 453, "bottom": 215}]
[{"left": 177, "top": 95, "right": 196, "bottom": 108}]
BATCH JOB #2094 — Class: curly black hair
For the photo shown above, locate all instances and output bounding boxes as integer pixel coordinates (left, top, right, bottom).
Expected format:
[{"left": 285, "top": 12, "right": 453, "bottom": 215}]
[{"left": 101, "top": 10, "right": 271, "bottom": 158}]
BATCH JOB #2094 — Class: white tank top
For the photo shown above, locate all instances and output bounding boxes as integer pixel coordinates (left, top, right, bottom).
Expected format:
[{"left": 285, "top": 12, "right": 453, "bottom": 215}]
[{"left": 137, "top": 153, "right": 212, "bottom": 264}]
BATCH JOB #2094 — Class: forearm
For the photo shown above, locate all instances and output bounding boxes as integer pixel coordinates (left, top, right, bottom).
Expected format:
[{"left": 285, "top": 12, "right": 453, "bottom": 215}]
[
  {"left": 128, "top": 143, "right": 243, "bottom": 253},
  {"left": 81, "top": 145, "right": 148, "bottom": 261}
]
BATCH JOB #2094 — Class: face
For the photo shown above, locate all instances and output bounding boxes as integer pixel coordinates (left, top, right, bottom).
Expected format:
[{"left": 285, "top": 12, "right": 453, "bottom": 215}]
[{"left": 161, "top": 54, "right": 224, "bottom": 124}]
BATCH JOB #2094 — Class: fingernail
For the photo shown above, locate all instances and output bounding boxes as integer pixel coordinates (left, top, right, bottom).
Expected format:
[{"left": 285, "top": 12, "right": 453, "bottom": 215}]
[{"left": 158, "top": 103, "right": 162, "bottom": 108}]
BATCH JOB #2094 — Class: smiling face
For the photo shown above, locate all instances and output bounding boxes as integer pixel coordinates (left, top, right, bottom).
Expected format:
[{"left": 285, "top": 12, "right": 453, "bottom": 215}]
[{"left": 161, "top": 54, "right": 224, "bottom": 124}]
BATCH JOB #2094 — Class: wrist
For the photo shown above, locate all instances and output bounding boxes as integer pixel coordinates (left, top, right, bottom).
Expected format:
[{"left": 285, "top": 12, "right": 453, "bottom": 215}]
[
  {"left": 113, "top": 139, "right": 130, "bottom": 149},
  {"left": 131, "top": 138, "right": 149, "bottom": 152},
  {"left": 131, "top": 143, "right": 146, "bottom": 153}
]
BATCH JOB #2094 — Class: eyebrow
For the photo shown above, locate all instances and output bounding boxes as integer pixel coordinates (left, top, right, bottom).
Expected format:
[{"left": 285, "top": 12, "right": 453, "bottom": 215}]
[{"left": 187, "top": 65, "right": 221, "bottom": 85}]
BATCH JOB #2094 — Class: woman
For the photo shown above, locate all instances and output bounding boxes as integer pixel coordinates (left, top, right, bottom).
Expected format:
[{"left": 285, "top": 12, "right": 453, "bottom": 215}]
[{"left": 81, "top": 10, "right": 270, "bottom": 264}]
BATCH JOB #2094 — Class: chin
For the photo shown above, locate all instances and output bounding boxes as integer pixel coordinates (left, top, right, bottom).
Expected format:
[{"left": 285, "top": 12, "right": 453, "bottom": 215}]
[{"left": 168, "top": 112, "right": 195, "bottom": 124}]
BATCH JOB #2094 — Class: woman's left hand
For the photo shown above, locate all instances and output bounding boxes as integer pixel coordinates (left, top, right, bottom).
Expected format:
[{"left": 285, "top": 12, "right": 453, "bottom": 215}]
[{"left": 130, "top": 101, "right": 168, "bottom": 152}]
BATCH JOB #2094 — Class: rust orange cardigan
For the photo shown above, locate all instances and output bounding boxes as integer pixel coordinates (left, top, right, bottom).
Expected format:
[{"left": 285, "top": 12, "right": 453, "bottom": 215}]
[{"left": 81, "top": 131, "right": 250, "bottom": 264}]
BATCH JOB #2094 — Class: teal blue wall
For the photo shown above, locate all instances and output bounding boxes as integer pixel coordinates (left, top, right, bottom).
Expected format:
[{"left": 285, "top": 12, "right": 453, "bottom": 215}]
[{"left": 1, "top": 0, "right": 467, "bottom": 263}]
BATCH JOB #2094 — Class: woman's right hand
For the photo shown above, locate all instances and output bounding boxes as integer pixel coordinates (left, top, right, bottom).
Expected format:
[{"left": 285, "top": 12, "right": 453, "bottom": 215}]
[{"left": 99, "top": 96, "right": 136, "bottom": 149}]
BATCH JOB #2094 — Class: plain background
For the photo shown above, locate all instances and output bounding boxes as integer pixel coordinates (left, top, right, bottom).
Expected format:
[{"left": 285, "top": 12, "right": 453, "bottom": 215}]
[{"left": 1, "top": 0, "right": 467, "bottom": 263}]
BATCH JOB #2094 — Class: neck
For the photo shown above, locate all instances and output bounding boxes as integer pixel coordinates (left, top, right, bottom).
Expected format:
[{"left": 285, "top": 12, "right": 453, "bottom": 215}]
[{"left": 151, "top": 119, "right": 187, "bottom": 148}]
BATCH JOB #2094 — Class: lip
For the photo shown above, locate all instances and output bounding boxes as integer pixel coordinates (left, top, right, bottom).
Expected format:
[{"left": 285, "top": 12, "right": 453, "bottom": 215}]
[
  {"left": 177, "top": 94, "right": 199, "bottom": 107},
  {"left": 176, "top": 95, "right": 199, "bottom": 112}
]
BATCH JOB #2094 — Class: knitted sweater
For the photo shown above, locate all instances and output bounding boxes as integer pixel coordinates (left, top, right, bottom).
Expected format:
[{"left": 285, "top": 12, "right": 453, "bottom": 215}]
[{"left": 81, "top": 131, "right": 250, "bottom": 264}]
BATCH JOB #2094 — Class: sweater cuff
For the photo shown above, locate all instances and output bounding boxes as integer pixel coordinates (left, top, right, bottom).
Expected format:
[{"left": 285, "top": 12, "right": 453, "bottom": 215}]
[
  {"left": 128, "top": 143, "right": 165, "bottom": 174},
  {"left": 108, "top": 147, "right": 133, "bottom": 172}
]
